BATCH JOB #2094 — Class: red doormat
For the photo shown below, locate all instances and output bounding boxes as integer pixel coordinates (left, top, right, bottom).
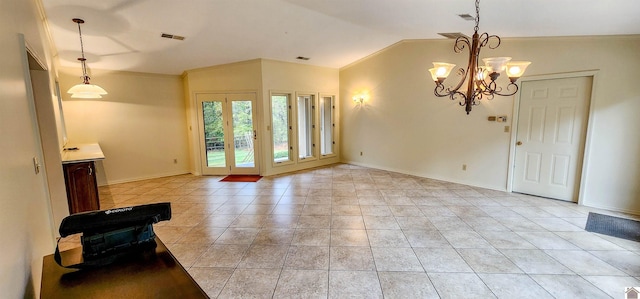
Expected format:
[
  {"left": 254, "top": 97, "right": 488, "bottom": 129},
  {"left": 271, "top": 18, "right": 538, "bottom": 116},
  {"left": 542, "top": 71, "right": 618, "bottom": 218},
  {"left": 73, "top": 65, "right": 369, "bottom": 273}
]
[{"left": 220, "top": 175, "right": 262, "bottom": 182}]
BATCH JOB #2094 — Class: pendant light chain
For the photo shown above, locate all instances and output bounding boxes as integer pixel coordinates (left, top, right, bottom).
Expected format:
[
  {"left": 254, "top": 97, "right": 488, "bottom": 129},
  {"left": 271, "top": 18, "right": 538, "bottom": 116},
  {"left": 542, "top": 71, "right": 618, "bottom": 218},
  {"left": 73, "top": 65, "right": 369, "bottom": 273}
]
[
  {"left": 74, "top": 18, "right": 90, "bottom": 84},
  {"left": 76, "top": 20, "right": 86, "bottom": 61}
]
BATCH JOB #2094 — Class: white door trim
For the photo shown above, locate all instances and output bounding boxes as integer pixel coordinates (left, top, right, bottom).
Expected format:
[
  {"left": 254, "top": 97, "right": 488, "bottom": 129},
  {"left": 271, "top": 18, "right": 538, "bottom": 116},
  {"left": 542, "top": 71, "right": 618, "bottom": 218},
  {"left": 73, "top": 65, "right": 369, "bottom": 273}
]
[
  {"left": 195, "top": 92, "right": 260, "bottom": 176},
  {"left": 507, "top": 70, "right": 599, "bottom": 204}
]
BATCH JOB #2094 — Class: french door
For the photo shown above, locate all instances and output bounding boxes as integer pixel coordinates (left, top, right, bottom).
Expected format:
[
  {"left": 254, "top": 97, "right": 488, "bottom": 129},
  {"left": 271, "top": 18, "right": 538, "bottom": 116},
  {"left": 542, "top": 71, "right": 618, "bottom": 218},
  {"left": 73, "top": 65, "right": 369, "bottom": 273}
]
[{"left": 196, "top": 93, "right": 258, "bottom": 175}]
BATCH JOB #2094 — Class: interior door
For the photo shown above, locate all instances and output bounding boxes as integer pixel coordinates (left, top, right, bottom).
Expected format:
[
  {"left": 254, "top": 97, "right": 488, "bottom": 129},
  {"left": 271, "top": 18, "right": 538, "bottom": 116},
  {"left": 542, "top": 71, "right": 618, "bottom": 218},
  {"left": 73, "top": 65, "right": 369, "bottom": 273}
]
[
  {"left": 196, "top": 93, "right": 258, "bottom": 175},
  {"left": 513, "top": 76, "right": 592, "bottom": 201}
]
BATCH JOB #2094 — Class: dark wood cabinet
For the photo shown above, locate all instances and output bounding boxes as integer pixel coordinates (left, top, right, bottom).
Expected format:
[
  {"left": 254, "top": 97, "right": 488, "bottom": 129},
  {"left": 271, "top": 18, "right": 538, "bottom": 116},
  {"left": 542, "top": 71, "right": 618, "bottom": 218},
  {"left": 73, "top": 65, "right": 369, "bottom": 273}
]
[{"left": 63, "top": 161, "right": 100, "bottom": 214}]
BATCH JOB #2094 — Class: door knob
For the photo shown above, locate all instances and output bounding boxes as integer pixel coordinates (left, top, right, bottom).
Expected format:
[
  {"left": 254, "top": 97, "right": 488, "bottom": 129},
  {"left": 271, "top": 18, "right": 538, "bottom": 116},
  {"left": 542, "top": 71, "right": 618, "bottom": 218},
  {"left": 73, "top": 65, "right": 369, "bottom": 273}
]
[{"left": 516, "top": 141, "right": 522, "bottom": 146}]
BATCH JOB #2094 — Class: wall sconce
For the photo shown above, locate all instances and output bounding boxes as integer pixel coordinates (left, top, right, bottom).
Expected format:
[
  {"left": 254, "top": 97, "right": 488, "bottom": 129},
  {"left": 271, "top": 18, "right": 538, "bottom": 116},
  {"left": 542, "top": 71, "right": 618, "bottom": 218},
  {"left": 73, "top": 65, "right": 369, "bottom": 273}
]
[{"left": 352, "top": 95, "right": 366, "bottom": 105}]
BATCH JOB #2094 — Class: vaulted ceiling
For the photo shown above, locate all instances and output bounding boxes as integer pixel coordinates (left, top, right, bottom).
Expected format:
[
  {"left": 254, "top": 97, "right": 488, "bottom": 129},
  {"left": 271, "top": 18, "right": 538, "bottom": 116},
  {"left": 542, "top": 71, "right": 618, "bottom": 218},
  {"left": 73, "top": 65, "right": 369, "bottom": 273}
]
[{"left": 41, "top": 0, "right": 640, "bottom": 75}]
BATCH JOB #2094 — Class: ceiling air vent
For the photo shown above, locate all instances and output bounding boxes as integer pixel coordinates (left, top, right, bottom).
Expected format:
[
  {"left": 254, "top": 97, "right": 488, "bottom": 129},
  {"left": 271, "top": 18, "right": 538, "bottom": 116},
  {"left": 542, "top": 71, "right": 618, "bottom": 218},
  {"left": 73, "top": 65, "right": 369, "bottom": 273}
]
[
  {"left": 161, "top": 33, "right": 185, "bottom": 41},
  {"left": 437, "top": 32, "right": 469, "bottom": 39},
  {"left": 458, "top": 14, "right": 474, "bottom": 21},
  {"left": 296, "top": 56, "right": 310, "bottom": 61}
]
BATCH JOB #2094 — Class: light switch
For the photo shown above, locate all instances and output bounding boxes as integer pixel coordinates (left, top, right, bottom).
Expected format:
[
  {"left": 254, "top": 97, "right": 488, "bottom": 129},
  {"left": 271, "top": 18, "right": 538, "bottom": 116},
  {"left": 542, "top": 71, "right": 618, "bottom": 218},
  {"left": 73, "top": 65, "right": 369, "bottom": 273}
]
[{"left": 33, "top": 157, "right": 41, "bottom": 174}]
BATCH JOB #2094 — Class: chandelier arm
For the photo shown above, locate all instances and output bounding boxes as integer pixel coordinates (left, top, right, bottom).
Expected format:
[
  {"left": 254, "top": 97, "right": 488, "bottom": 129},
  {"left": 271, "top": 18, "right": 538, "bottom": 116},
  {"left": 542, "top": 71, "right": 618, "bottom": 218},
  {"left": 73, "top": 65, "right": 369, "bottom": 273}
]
[
  {"left": 487, "top": 35, "right": 501, "bottom": 49},
  {"left": 479, "top": 80, "right": 518, "bottom": 98},
  {"left": 434, "top": 84, "right": 449, "bottom": 97},
  {"left": 434, "top": 83, "right": 457, "bottom": 98},
  {"left": 472, "top": 88, "right": 484, "bottom": 105},
  {"left": 489, "top": 82, "right": 519, "bottom": 96},
  {"left": 486, "top": 93, "right": 495, "bottom": 101},
  {"left": 454, "top": 36, "right": 471, "bottom": 53},
  {"left": 482, "top": 80, "right": 502, "bottom": 99},
  {"left": 478, "top": 33, "right": 501, "bottom": 50},
  {"left": 433, "top": 68, "right": 468, "bottom": 98},
  {"left": 477, "top": 32, "right": 490, "bottom": 48},
  {"left": 485, "top": 80, "right": 498, "bottom": 93},
  {"left": 449, "top": 91, "right": 467, "bottom": 106},
  {"left": 449, "top": 68, "right": 469, "bottom": 94},
  {"left": 476, "top": 77, "right": 490, "bottom": 90}
]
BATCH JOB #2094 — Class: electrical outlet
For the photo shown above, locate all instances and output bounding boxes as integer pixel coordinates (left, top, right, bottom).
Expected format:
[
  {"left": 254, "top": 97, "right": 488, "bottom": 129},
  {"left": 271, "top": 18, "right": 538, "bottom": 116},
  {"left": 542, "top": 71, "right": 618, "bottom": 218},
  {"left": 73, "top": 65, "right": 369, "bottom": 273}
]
[
  {"left": 504, "top": 126, "right": 510, "bottom": 133},
  {"left": 462, "top": 164, "right": 467, "bottom": 171}
]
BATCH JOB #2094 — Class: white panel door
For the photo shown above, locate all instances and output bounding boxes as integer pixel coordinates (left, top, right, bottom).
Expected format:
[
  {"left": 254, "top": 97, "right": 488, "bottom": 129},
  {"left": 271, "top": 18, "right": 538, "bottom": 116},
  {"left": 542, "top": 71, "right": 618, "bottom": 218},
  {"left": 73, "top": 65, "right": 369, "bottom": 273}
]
[{"left": 513, "top": 76, "right": 592, "bottom": 201}]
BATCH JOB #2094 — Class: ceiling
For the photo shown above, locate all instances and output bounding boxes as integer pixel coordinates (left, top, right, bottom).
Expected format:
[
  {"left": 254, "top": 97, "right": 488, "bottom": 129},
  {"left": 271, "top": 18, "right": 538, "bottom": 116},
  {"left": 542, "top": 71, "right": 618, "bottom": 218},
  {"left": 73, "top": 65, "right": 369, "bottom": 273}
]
[{"left": 41, "top": 0, "right": 640, "bottom": 75}]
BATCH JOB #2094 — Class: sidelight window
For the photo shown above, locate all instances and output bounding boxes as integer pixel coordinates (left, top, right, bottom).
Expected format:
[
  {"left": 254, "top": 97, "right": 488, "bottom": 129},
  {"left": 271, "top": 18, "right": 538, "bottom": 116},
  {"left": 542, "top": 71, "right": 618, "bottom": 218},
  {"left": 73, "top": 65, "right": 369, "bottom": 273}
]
[
  {"left": 271, "top": 93, "right": 292, "bottom": 163},
  {"left": 297, "top": 94, "right": 315, "bottom": 160}
]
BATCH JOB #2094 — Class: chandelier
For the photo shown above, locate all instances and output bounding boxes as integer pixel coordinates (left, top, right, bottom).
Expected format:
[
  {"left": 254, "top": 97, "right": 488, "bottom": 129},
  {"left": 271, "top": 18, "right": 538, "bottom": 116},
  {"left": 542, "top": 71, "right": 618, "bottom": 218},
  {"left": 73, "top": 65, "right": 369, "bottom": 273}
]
[
  {"left": 429, "top": 0, "right": 530, "bottom": 115},
  {"left": 67, "top": 18, "right": 108, "bottom": 99}
]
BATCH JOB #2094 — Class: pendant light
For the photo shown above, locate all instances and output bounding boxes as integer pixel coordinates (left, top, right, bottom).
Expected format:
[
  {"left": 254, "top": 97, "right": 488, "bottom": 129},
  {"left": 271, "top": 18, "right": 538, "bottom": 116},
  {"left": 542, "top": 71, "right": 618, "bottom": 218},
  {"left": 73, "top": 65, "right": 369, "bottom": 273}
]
[{"left": 67, "top": 18, "right": 107, "bottom": 99}]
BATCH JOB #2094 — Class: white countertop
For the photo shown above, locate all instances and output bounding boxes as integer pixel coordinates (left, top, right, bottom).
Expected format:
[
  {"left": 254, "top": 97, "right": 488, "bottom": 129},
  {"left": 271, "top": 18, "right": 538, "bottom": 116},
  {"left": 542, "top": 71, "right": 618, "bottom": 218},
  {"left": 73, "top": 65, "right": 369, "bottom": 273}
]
[{"left": 61, "top": 143, "right": 105, "bottom": 164}]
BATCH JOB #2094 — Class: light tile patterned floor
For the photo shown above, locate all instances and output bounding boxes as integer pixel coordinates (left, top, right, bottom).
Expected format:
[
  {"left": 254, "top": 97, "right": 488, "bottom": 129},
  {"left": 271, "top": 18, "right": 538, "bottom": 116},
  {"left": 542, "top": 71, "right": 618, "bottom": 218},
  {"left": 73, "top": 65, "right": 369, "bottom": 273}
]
[{"left": 72, "top": 164, "right": 640, "bottom": 298}]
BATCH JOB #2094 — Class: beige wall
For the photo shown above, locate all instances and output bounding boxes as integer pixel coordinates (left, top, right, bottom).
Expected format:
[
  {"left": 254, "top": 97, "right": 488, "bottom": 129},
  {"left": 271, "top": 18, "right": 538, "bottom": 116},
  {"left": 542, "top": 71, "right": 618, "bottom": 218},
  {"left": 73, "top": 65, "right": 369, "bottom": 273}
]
[
  {"left": 58, "top": 68, "right": 190, "bottom": 185},
  {"left": 183, "top": 59, "right": 263, "bottom": 174},
  {"left": 340, "top": 35, "right": 640, "bottom": 214},
  {"left": 261, "top": 59, "right": 340, "bottom": 176},
  {"left": 183, "top": 59, "right": 340, "bottom": 176},
  {"left": 0, "top": 0, "right": 60, "bottom": 296}
]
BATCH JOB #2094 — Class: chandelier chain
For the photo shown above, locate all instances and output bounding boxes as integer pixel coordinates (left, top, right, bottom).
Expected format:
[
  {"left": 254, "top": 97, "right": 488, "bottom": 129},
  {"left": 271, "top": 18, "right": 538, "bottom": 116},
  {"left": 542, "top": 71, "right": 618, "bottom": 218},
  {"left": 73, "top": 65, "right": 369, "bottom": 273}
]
[{"left": 474, "top": 0, "right": 480, "bottom": 32}]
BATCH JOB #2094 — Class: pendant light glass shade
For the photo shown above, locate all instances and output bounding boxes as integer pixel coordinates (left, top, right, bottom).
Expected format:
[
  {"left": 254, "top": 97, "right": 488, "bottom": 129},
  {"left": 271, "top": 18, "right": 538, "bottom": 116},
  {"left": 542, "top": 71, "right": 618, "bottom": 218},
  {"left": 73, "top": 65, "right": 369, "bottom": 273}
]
[
  {"left": 68, "top": 83, "right": 108, "bottom": 98},
  {"left": 429, "top": 63, "right": 456, "bottom": 81},
  {"left": 482, "top": 57, "right": 511, "bottom": 74},
  {"left": 506, "top": 61, "right": 532, "bottom": 82}
]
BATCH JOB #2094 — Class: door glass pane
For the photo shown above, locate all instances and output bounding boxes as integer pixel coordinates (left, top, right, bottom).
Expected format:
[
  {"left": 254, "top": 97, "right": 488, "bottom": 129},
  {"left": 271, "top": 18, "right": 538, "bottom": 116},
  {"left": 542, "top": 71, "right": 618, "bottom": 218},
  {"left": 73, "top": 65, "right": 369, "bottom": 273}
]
[
  {"left": 232, "top": 100, "right": 255, "bottom": 167},
  {"left": 202, "top": 101, "right": 225, "bottom": 167},
  {"left": 297, "top": 95, "right": 314, "bottom": 159},
  {"left": 271, "top": 94, "right": 291, "bottom": 163},
  {"left": 320, "top": 96, "right": 333, "bottom": 156}
]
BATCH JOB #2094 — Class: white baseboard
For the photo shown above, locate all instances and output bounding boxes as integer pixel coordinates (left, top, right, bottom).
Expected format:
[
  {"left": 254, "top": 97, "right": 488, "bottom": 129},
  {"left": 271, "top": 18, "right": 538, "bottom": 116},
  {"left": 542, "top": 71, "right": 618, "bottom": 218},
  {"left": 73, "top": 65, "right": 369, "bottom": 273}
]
[{"left": 100, "top": 171, "right": 192, "bottom": 186}]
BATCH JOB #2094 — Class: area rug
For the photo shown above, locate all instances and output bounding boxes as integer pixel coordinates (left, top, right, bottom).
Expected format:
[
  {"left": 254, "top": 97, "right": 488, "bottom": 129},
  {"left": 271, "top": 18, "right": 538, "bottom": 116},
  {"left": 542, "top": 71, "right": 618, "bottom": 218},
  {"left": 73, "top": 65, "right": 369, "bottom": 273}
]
[
  {"left": 220, "top": 175, "right": 262, "bottom": 182},
  {"left": 585, "top": 212, "right": 640, "bottom": 242}
]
